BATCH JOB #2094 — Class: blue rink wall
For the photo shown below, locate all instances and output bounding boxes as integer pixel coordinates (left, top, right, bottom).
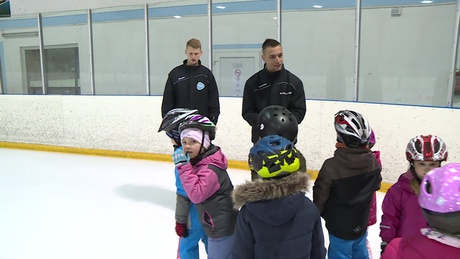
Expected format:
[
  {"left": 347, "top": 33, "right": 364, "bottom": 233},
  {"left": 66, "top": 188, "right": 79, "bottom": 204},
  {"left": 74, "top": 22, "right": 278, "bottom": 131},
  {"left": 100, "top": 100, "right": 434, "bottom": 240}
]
[{"left": 0, "top": 95, "right": 459, "bottom": 188}]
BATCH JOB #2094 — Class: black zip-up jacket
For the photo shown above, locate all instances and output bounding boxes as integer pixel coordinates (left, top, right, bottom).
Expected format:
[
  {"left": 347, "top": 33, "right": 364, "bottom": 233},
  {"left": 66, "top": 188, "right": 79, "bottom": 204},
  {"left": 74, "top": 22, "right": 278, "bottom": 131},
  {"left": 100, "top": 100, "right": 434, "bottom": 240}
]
[
  {"left": 161, "top": 60, "right": 220, "bottom": 124},
  {"left": 242, "top": 65, "right": 307, "bottom": 143},
  {"left": 313, "top": 147, "right": 382, "bottom": 240}
]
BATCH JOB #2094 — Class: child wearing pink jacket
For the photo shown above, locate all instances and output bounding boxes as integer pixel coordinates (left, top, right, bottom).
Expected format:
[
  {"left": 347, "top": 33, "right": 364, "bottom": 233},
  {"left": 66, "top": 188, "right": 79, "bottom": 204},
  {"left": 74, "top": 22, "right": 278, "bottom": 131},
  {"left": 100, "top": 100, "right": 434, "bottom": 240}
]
[{"left": 379, "top": 135, "right": 448, "bottom": 254}]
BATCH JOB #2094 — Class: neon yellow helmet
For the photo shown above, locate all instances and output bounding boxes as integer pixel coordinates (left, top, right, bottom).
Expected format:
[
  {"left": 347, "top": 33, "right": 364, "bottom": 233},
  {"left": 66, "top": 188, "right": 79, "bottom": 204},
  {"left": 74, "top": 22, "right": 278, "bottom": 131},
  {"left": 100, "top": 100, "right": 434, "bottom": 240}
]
[{"left": 249, "top": 135, "right": 301, "bottom": 179}]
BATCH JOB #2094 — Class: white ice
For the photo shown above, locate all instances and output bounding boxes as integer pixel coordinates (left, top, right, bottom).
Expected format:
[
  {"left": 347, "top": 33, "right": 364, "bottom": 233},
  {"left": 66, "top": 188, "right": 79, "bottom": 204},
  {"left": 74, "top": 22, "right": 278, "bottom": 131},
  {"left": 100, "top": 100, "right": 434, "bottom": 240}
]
[{"left": 0, "top": 148, "right": 385, "bottom": 259}]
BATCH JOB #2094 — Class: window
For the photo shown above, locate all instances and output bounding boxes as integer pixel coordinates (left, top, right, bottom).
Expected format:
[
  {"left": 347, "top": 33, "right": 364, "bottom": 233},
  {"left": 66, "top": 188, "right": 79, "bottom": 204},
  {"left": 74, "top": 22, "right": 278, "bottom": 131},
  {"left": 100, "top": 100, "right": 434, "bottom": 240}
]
[{"left": 25, "top": 46, "right": 80, "bottom": 94}]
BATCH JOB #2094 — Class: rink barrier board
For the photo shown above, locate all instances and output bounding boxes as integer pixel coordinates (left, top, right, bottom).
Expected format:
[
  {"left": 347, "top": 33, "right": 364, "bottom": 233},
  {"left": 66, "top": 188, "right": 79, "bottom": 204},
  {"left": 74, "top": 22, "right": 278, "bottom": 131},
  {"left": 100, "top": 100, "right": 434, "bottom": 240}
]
[{"left": 0, "top": 141, "right": 391, "bottom": 192}]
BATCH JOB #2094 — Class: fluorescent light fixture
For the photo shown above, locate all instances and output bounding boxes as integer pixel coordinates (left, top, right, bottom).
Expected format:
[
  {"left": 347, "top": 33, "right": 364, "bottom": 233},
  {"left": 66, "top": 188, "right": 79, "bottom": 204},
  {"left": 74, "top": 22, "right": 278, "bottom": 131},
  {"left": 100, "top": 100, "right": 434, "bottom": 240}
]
[
  {"left": 216, "top": 5, "right": 226, "bottom": 9},
  {"left": 173, "top": 15, "right": 181, "bottom": 19},
  {"left": 1, "top": 31, "right": 38, "bottom": 38},
  {"left": 421, "top": 0, "right": 433, "bottom": 3},
  {"left": 313, "top": 5, "right": 323, "bottom": 8},
  {"left": 273, "top": 17, "right": 278, "bottom": 20}
]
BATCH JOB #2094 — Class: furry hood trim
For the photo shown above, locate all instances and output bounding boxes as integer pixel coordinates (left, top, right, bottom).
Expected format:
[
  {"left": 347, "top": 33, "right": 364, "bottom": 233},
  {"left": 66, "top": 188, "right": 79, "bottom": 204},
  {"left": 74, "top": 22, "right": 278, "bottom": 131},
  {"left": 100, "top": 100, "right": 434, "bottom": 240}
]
[{"left": 232, "top": 172, "right": 310, "bottom": 210}]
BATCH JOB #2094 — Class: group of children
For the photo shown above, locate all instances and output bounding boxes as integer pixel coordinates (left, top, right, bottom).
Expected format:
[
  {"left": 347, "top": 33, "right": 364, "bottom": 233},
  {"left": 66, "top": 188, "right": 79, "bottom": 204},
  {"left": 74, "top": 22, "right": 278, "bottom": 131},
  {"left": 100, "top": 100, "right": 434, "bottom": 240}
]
[{"left": 159, "top": 107, "right": 459, "bottom": 259}]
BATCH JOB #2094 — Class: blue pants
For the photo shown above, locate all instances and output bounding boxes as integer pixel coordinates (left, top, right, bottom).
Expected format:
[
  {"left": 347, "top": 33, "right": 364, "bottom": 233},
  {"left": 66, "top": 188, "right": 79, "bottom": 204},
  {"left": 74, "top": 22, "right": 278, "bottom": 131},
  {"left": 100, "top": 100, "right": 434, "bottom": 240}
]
[
  {"left": 207, "top": 235, "right": 234, "bottom": 259},
  {"left": 328, "top": 232, "right": 368, "bottom": 259},
  {"left": 178, "top": 204, "right": 208, "bottom": 259}
]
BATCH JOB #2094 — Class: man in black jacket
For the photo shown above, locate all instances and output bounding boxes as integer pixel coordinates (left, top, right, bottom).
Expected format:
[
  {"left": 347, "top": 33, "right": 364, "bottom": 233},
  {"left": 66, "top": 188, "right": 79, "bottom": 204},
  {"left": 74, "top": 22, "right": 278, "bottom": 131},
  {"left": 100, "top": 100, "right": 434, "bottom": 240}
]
[
  {"left": 161, "top": 38, "right": 220, "bottom": 124},
  {"left": 242, "top": 38, "right": 306, "bottom": 143}
]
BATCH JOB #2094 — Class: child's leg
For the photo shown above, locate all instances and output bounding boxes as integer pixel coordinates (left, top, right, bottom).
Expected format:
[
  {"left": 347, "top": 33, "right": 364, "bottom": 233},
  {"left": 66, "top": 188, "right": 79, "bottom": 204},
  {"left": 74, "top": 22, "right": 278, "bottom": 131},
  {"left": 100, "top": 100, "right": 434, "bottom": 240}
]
[
  {"left": 201, "top": 232, "right": 208, "bottom": 253},
  {"left": 328, "top": 233, "right": 353, "bottom": 259},
  {"left": 179, "top": 204, "right": 206, "bottom": 259},
  {"left": 207, "top": 235, "right": 234, "bottom": 259},
  {"left": 178, "top": 232, "right": 200, "bottom": 259},
  {"left": 366, "top": 238, "right": 373, "bottom": 259},
  {"left": 352, "top": 231, "right": 369, "bottom": 259}
]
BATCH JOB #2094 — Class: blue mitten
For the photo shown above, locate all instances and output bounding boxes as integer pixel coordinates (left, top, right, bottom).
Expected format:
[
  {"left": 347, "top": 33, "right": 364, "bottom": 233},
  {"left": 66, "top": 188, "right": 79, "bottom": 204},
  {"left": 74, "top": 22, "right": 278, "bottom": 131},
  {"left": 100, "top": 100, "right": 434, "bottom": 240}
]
[{"left": 173, "top": 148, "right": 189, "bottom": 165}]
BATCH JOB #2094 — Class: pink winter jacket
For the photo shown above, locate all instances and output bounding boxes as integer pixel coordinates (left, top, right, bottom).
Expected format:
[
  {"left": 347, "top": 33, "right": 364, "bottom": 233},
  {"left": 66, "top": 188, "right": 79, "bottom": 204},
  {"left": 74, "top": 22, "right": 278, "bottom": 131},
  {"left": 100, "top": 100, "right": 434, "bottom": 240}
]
[
  {"left": 368, "top": 150, "right": 381, "bottom": 226},
  {"left": 381, "top": 235, "right": 460, "bottom": 259},
  {"left": 380, "top": 170, "right": 428, "bottom": 243}
]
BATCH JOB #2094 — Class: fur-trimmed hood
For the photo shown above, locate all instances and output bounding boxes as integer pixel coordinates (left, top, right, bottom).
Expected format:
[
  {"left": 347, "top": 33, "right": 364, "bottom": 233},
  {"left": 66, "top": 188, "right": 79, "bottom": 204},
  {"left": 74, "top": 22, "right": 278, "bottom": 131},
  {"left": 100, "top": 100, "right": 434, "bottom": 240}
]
[{"left": 232, "top": 172, "right": 310, "bottom": 209}]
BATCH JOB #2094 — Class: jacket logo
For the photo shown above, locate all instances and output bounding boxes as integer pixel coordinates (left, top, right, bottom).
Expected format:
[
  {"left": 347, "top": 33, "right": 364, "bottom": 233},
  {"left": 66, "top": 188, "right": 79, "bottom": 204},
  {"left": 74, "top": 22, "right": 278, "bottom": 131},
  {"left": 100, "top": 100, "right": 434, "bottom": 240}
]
[
  {"left": 197, "top": 82, "right": 205, "bottom": 90},
  {"left": 258, "top": 83, "right": 268, "bottom": 88},
  {"left": 280, "top": 91, "right": 292, "bottom": 95}
]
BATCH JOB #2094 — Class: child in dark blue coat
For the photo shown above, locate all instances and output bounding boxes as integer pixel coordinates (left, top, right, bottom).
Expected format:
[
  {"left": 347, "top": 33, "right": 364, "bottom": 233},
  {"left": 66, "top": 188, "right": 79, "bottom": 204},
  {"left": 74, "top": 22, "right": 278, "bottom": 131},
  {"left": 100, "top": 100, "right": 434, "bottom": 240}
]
[{"left": 232, "top": 135, "right": 326, "bottom": 259}]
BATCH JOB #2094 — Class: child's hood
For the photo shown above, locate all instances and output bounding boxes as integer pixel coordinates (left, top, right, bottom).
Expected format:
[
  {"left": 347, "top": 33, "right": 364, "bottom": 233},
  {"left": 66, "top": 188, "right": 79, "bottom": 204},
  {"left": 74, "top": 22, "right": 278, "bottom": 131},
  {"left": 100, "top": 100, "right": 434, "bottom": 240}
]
[
  {"left": 194, "top": 145, "right": 228, "bottom": 170},
  {"left": 333, "top": 147, "right": 378, "bottom": 171},
  {"left": 232, "top": 173, "right": 310, "bottom": 226},
  {"left": 397, "top": 170, "right": 415, "bottom": 193}
]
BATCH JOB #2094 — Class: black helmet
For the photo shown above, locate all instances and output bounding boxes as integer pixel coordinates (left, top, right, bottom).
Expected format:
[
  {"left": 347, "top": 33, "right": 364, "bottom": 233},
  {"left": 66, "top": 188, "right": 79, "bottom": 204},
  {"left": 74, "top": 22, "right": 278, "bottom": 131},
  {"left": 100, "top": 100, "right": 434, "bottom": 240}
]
[
  {"left": 178, "top": 114, "right": 216, "bottom": 140},
  {"left": 256, "top": 105, "right": 298, "bottom": 142},
  {"left": 158, "top": 108, "right": 198, "bottom": 145},
  {"left": 158, "top": 108, "right": 198, "bottom": 133}
]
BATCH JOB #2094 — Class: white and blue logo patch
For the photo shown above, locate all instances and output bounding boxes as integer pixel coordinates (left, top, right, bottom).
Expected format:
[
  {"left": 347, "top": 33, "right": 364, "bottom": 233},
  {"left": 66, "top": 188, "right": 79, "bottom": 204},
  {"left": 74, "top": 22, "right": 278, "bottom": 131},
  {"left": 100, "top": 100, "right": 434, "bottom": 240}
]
[{"left": 196, "top": 82, "right": 205, "bottom": 91}]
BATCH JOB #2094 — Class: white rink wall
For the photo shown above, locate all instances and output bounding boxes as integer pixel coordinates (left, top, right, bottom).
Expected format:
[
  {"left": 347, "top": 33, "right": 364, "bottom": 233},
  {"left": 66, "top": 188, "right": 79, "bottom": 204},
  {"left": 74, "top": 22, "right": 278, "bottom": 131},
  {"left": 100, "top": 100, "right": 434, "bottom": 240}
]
[{"left": 0, "top": 95, "right": 459, "bottom": 184}]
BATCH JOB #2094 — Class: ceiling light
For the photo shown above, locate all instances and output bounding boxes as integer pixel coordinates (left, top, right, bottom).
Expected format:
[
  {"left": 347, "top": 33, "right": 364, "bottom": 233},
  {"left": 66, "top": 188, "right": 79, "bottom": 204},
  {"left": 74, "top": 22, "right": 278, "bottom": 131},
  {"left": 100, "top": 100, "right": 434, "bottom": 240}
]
[
  {"left": 174, "top": 15, "right": 181, "bottom": 19},
  {"left": 216, "top": 6, "right": 226, "bottom": 9},
  {"left": 421, "top": 0, "right": 433, "bottom": 3},
  {"left": 1, "top": 31, "right": 38, "bottom": 38},
  {"left": 313, "top": 5, "right": 323, "bottom": 8}
]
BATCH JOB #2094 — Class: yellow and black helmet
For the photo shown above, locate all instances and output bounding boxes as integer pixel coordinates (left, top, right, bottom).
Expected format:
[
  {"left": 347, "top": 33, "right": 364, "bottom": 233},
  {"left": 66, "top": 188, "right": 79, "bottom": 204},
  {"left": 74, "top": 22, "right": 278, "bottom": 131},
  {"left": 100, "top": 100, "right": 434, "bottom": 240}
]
[{"left": 249, "top": 135, "right": 302, "bottom": 179}]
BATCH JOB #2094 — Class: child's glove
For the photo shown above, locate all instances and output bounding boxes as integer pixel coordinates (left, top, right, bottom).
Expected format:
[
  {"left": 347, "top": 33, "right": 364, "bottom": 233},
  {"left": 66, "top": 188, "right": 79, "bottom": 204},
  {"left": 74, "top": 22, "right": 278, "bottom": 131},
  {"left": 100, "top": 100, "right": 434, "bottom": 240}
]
[
  {"left": 172, "top": 149, "right": 189, "bottom": 165},
  {"left": 175, "top": 222, "right": 188, "bottom": 237}
]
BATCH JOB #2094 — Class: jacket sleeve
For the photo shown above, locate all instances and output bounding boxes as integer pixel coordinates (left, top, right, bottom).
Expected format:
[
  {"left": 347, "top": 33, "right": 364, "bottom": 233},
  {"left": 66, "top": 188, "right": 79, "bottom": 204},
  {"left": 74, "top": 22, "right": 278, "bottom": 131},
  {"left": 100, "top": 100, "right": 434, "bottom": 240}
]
[
  {"left": 177, "top": 163, "right": 221, "bottom": 204},
  {"left": 231, "top": 207, "right": 255, "bottom": 259},
  {"left": 289, "top": 76, "right": 306, "bottom": 124},
  {"left": 241, "top": 78, "right": 259, "bottom": 127},
  {"left": 207, "top": 72, "right": 220, "bottom": 124},
  {"left": 380, "top": 238, "right": 401, "bottom": 259},
  {"left": 310, "top": 209, "right": 327, "bottom": 259},
  {"left": 373, "top": 150, "right": 382, "bottom": 166},
  {"left": 312, "top": 164, "right": 332, "bottom": 215},
  {"left": 175, "top": 193, "right": 191, "bottom": 224},
  {"left": 380, "top": 185, "right": 402, "bottom": 243},
  {"left": 161, "top": 73, "right": 175, "bottom": 117}
]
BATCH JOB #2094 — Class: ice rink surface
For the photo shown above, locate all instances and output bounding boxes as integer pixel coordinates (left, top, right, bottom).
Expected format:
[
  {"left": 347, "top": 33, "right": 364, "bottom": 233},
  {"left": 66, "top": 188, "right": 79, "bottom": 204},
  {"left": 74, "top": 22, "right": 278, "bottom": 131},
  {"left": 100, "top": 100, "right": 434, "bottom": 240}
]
[{"left": 0, "top": 148, "right": 385, "bottom": 259}]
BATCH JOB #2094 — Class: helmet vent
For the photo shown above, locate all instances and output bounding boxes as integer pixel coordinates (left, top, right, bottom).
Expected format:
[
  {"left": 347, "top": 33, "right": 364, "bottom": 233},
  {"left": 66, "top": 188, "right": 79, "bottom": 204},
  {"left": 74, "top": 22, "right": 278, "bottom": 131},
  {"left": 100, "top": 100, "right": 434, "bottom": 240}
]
[
  {"left": 425, "top": 180, "right": 432, "bottom": 194},
  {"left": 269, "top": 140, "right": 281, "bottom": 147},
  {"left": 415, "top": 140, "right": 423, "bottom": 153},
  {"left": 433, "top": 140, "right": 440, "bottom": 153},
  {"left": 351, "top": 119, "right": 360, "bottom": 129}
]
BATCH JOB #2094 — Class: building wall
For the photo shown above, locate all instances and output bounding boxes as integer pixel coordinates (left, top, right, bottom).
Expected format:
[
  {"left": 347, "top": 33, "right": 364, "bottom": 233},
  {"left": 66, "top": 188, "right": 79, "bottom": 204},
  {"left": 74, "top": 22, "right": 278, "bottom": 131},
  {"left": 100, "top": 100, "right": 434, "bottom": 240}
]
[{"left": 0, "top": 95, "right": 458, "bottom": 184}]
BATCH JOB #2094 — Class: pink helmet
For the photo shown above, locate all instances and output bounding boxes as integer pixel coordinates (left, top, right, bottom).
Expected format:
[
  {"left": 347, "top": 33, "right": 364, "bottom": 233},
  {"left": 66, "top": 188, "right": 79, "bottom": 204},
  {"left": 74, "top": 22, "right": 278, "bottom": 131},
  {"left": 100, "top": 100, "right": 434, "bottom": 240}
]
[
  {"left": 405, "top": 135, "right": 448, "bottom": 162},
  {"left": 419, "top": 162, "right": 460, "bottom": 234}
]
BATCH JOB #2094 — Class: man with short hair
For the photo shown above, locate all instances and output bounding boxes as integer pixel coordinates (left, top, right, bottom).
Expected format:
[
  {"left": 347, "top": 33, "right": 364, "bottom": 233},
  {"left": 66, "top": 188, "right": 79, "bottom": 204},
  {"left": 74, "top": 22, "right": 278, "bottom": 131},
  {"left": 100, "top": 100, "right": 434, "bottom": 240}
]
[
  {"left": 161, "top": 38, "right": 220, "bottom": 124},
  {"left": 242, "top": 38, "right": 306, "bottom": 143}
]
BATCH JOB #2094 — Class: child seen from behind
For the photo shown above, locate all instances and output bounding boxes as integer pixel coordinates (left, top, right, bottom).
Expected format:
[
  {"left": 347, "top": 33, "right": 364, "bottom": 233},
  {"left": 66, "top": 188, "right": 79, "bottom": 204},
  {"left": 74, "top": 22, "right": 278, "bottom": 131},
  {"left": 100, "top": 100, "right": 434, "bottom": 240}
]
[
  {"left": 232, "top": 135, "right": 326, "bottom": 259},
  {"left": 313, "top": 110, "right": 382, "bottom": 259}
]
